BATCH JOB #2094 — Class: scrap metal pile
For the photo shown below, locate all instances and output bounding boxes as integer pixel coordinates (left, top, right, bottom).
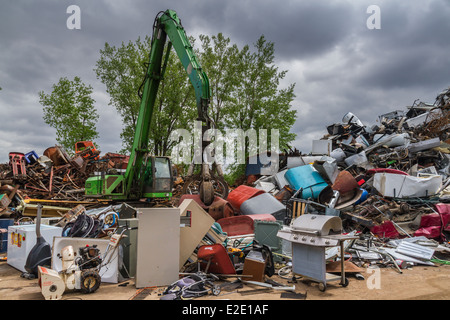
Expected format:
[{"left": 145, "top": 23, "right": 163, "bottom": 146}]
[
  {"left": 0, "top": 144, "right": 129, "bottom": 218},
  {"left": 228, "top": 86, "right": 450, "bottom": 275},
  {"left": 162, "top": 86, "right": 450, "bottom": 296},
  {"left": 0, "top": 86, "right": 449, "bottom": 299}
]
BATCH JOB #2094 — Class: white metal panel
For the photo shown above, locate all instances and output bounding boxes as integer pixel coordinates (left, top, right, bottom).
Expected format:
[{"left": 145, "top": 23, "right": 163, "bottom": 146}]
[
  {"left": 135, "top": 208, "right": 180, "bottom": 288},
  {"left": 373, "top": 172, "right": 442, "bottom": 198},
  {"left": 178, "top": 199, "right": 214, "bottom": 270}
]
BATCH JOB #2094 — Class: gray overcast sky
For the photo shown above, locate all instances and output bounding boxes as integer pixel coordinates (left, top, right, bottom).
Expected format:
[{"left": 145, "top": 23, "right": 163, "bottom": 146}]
[{"left": 1, "top": 0, "right": 449, "bottom": 163}]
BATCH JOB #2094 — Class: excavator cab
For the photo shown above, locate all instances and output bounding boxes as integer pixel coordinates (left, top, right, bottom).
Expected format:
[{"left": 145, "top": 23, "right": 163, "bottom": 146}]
[
  {"left": 85, "top": 155, "right": 173, "bottom": 200},
  {"left": 142, "top": 156, "right": 173, "bottom": 198}
]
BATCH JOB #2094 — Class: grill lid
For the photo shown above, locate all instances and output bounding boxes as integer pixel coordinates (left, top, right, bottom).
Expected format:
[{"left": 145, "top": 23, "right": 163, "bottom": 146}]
[{"left": 291, "top": 214, "right": 342, "bottom": 236}]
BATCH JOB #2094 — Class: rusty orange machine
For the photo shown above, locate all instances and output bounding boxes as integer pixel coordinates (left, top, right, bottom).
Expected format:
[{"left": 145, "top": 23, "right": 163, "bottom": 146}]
[{"left": 75, "top": 141, "right": 100, "bottom": 161}]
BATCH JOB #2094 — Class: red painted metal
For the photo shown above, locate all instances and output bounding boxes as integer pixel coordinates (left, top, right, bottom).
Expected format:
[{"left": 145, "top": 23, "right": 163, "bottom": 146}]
[
  {"left": 9, "top": 152, "right": 26, "bottom": 178},
  {"left": 197, "top": 243, "right": 236, "bottom": 275},
  {"left": 217, "top": 214, "right": 276, "bottom": 237},
  {"left": 226, "top": 185, "right": 265, "bottom": 213}
]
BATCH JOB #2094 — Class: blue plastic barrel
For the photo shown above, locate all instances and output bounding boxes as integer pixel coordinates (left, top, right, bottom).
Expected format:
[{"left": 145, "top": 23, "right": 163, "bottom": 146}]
[{"left": 285, "top": 165, "right": 328, "bottom": 200}]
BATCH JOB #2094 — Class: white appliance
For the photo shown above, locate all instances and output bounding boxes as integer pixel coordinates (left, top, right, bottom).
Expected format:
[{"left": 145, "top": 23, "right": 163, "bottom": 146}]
[
  {"left": 7, "top": 224, "right": 63, "bottom": 273},
  {"left": 136, "top": 208, "right": 180, "bottom": 288},
  {"left": 51, "top": 236, "right": 122, "bottom": 284}
]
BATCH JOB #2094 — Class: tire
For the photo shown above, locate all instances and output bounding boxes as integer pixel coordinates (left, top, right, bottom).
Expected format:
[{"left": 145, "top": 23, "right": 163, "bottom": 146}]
[
  {"left": 212, "top": 286, "right": 221, "bottom": 296},
  {"left": 318, "top": 282, "right": 326, "bottom": 292},
  {"left": 340, "top": 277, "right": 349, "bottom": 287},
  {"left": 80, "top": 270, "right": 101, "bottom": 294}
]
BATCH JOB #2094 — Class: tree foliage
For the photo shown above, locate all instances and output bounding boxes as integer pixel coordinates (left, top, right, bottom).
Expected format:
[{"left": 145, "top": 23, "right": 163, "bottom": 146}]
[
  {"left": 198, "top": 34, "right": 297, "bottom": 182},
  {"left": 95, "top": 36, "right": 197, "bottom": 155},
  {"left": 94, "top": 37, "right": 151, "bottom": 153},
  {"left": 198, "top": 33, "right": 241, "bottom": 130},
  {"left": 150, "top": 44, "right": 197, "bottom": 156},
  {"left": 39, "top": 76, "right": 99, "bottom": 153},
  {"left": 224, "top": 35, "right": 296, "bottom": 148},
  {"left": 95, "top": 32, "right": 297, "bottom": 182}
]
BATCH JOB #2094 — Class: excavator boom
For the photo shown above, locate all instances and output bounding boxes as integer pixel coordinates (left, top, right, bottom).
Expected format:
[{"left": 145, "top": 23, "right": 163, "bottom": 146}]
[{"left": 85, "top": 9, "right": 227, "bottom": 203}]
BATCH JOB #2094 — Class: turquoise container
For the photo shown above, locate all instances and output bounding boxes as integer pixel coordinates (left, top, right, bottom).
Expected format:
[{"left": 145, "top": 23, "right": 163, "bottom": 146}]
[{"left": 285, "top": 165, "right": 328, "bottom": 200}]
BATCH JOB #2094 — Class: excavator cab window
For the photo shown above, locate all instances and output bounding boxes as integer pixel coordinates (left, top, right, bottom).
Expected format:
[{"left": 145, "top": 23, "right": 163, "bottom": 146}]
[
  {"left": 153, "top": 157, "right": 172, "bottom": 193},
  {"left": 143, "top": 156, "right": 173, "bottom": 197}
]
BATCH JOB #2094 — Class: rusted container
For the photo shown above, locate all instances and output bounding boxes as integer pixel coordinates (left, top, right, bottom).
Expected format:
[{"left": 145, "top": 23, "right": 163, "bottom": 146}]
[
  {"left": 208, "top": 197, "right": 234, "bottom": 221},
  {"left": 178, "top": 194, "right": 234, "bottom": 221},
  {"left": 331, "top": 170, "right": 359, "bottom": 194}
]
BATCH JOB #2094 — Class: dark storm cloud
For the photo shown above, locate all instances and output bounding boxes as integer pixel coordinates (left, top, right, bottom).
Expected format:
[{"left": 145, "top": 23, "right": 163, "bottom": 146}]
[
  {"left": 176, "top": 0, "right": 356, "bottom": 61},
  {"left": 0, "top": 0, "right": 449, "bottom": 161}
]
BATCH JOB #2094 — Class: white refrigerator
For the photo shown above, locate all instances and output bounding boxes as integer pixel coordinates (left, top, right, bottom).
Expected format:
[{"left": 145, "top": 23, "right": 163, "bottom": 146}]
[{"left": 7, "top": 224, "right": 63, "bottom": 273}]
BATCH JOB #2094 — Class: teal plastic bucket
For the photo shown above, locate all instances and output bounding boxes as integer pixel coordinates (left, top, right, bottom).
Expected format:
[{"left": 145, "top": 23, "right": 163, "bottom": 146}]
[{"left": 285, "top": 165, "right": 328, "bottom": 200}]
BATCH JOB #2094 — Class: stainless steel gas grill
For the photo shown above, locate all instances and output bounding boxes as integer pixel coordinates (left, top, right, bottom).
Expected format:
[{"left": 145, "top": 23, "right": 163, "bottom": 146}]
[{"left": 277, "top": 214, "right": 358, "bottom": 291}]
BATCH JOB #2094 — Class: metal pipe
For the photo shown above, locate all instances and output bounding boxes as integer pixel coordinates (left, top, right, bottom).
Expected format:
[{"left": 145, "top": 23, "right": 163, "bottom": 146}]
[
  {"left": 36, "top": 204, "right": 43, "bottom": 238},
  {"left": 340, "top": 241, "right": 345, "bottom": 285},
  {"left": 391, "top": 220, "right": 413, "bottom": 238}
]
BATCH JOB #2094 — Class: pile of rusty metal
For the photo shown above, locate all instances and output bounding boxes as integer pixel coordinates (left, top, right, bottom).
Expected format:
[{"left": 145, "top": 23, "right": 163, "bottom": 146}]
[
  {"left": 241, "top": 86, "right": 450, "bottom": 246},
  {"left": 0, "top": 145, "right": 130, "bottom": 218}
]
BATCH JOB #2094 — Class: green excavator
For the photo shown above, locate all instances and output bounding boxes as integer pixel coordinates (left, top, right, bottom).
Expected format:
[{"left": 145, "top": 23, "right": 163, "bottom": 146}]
[{"left": 85, "top": 9, "right": 228, "bottom": 205}]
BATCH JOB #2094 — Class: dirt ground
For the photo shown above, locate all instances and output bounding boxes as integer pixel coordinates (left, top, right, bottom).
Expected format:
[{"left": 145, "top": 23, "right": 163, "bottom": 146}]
[{"left": 1, "top": 258, "right": 449, "bottom": 301}]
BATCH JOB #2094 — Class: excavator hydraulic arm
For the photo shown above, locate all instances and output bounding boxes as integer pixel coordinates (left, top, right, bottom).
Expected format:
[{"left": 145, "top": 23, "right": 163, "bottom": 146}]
[{"left": 124, "top": 9, "right": 227, "bottom": 204}]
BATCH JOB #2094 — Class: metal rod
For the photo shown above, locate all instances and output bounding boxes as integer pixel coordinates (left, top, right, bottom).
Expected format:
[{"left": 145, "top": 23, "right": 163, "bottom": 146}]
[
  {"left": 391, "top": 220, "right": 413, "bottom": 238},
  {"left": 340, "top": 241, "right": 345, "bottom": 285}
]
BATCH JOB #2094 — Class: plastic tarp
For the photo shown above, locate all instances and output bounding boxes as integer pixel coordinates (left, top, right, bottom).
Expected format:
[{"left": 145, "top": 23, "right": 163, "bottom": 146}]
[{"left": 373, "top": 172, "right": 442, "bottom": 198}]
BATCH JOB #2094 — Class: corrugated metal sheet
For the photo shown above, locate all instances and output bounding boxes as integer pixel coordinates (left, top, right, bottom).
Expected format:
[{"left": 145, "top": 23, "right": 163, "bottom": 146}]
[{"left": 395, "top": 241, "right": 435, "bottom": 260}]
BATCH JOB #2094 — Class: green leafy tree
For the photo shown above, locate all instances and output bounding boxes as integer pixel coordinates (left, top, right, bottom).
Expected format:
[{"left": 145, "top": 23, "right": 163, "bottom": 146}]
[
  {"left": 95, "top": 33, "right": 297, "bottom": 184},
  {"left": 150, "top": 46, "right": 197, "bottom": 156},
  {"left": 39, "top": 76, "right": 99, "bottom": 153},
  {"left": 227, "top": 35, "right": 296, "bottom": 146},
  {"left": 95, "top": 37, "right": 151, "bottom": 153},
  {"left": 198, "top": 33, "right": 241, "bottom": 130},
  {"left": 94, "top": 36, "right": 197, "bottom": 155},
  {"left": 199, "top": 34, "right": 297, "bottom": 183}
]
